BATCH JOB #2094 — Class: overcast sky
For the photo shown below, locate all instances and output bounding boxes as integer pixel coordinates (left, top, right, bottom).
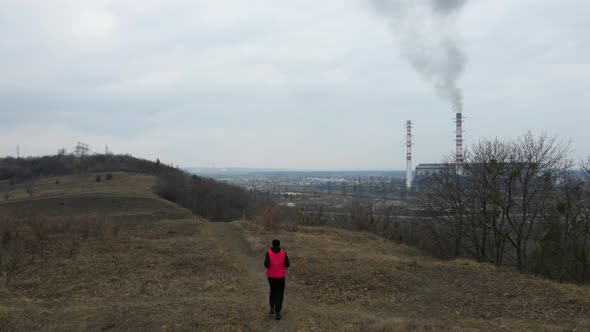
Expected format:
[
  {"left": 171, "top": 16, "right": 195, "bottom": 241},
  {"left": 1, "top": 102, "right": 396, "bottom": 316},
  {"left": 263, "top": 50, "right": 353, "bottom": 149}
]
[{"left": 1, "top": 0, "right": 589, "bottom": 169}]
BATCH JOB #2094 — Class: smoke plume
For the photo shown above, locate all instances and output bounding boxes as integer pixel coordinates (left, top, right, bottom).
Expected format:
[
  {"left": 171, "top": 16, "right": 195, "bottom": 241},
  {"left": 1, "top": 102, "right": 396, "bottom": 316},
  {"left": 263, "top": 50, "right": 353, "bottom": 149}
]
[{"left": 371, "top": 0, "right": 468, "bottom": 113}]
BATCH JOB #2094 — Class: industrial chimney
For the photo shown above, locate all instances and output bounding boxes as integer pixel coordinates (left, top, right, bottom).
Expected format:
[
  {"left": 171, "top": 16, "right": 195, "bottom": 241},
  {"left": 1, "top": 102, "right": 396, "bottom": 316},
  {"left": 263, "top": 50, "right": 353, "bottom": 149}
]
[
  {"left": 455, "top": 113, "right": 463, "bottom": 174},
  {"left": 406, "top": 120, "right": 412, "bottom": 188}
]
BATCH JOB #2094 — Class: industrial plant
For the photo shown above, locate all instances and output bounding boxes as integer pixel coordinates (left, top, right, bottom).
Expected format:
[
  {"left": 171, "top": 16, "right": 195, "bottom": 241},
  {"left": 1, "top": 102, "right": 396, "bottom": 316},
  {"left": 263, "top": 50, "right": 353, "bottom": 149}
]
[{"left": 405, "top": 108, "right": 465, "bottom": 188}]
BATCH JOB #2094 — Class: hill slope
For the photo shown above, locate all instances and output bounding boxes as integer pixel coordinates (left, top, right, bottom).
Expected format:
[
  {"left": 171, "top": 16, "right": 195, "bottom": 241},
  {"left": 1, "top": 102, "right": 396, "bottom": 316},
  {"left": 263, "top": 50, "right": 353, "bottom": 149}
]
[
  {"left": 1, "top": 173, "right": 589, "bottom": 331},
  {"left": 0, "top": 173, "right": 264, "bottom": 330},
  {"left": 0, "top": 154, "right": 263, "bottom": 222},
  {"left": 239, "top": 222, "right": 590, "bottom": 330}
]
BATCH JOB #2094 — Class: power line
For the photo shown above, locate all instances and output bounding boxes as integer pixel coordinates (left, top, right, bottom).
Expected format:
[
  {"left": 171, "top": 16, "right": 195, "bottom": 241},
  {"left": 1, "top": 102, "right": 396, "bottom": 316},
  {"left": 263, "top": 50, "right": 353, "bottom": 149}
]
[{"left": 74, "top": 142, "right": 90, "bottom": 157}]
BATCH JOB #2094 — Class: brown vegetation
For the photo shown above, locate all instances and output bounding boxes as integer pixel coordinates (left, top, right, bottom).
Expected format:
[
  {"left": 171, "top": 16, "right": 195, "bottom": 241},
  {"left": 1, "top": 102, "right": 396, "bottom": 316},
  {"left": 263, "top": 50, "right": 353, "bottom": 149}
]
[
  {"left": 0, "top": 214, "right": 119, "bottom": 285},
  {"left": 416, "top": 133, "right": 590, "bottom": 283},
  {"left": 0, "top": 153, "right": 265, "bottom": 222},
  {"left": 0, "top": 173, "right": 262, "bottom": 330},
  {"left": 238, "top": 220, "right": 590, "bottom": 330},
  {"left": 154, "top": 170, "right": 269, "bottom": 222},
  {"left": 254, "top": 205, "right": 299, "bottom": 232},
  {"left": 1, "top": 172, "right": 589, "bottom": 330},
  {"left": 297, "top": 133, "right": 590, "bottom": 285}
]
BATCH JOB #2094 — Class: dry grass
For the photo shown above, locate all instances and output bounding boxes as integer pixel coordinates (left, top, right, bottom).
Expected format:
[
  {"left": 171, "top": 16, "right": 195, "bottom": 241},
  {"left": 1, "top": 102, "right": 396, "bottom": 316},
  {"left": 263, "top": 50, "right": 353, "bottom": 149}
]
[
  {"left": 2, "top": 173, "right": 589, "bottom": 331},
  {"left": 0, "top": 173, "right": 183, "bottom": 221},
  {"left": 0, "top": 214, "right": 122, "bottom": 286},
  {"left": 0, "top": 218, "right": 264, "bottom": 330},
  {"left": 239, "top": 221, "right": 590, "bottom": 331},
  {"left": 252, "top": 205, "right": 299, "bottom": 233},
  {"left": 0, "top": 173, "right": 262, "bottom": 331},
  {"left": 1, "top": 172, "right": 157, "bottom": 202}
]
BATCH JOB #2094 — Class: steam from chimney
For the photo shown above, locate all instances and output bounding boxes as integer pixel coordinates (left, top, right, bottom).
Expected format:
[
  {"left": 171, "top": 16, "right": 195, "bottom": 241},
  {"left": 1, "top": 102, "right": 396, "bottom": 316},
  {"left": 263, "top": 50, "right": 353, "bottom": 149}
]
[{"left": 370, "top": 0, "right": 468, "bottom": 113}]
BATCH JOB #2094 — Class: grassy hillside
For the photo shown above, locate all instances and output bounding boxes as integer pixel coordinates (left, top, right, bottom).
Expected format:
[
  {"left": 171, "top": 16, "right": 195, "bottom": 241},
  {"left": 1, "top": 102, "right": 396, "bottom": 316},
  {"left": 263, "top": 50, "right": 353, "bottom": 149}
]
[
  {"left": 0, "top": 154, "right": 267, "bottom": 221},
  {"left": 0, "top": 173, "right": 262, "bottom": 330},
  {"left": 1, "top": 173, "right": 180, "bottom": 218},
  {"left": 241, "top": 222, "right": 590, "bottom": 330},
  {"left": 2, "top": 172, "right": 156, "bottom": 200},
  {"left": 1, "top": 173, "right": 589, "bottom": 331}
]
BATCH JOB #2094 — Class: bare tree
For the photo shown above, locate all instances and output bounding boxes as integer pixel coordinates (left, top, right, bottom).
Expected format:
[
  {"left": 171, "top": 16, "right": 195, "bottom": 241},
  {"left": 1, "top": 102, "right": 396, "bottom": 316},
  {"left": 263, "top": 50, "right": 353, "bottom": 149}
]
[
  {"left": 567, "top": 158, "right": 590, "bottom": 281},
  {"left": 464, "top": 138, "right": 511, "bottom": 264},
  {"left": 417, "top": 161, "right": 467, "bottom": 258},
  {"left": 417, "top": 133, "right": 571, "bottom": 273},
  {"left": 349, "top": 197, "right": 373, "bottom": 231},
  {"left": 558, "top": 169, "right": 585, "bottom": 281},
  {"left": 494, "top": 132, "right": 569, "bottom": 271},
  {"left": 25, "top": 180, "right": 35, "bottom": 196},
  {"left": 533, "top": 159, "right": 590, "bottom": 283}
]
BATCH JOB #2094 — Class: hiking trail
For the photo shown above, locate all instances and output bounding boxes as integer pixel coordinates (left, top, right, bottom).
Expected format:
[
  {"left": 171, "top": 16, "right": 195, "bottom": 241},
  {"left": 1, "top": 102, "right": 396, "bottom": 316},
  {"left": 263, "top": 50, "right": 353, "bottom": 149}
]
[{"left": 204, "top": 221, "right": 302, "bottom": 331}]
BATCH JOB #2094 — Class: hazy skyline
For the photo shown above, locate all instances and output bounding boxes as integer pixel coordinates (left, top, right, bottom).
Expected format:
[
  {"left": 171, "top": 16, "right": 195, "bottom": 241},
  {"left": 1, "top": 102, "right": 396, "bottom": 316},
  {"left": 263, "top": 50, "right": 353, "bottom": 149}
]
[{"left": 1, "top": 1, "right": 589, "bottom": 169}]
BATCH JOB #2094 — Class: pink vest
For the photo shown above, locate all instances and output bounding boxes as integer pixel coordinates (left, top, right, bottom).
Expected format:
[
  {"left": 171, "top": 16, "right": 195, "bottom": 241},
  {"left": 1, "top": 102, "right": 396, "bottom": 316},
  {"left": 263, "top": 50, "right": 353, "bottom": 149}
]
[{"left": 267, "top": 249, "right": 286, "bottom": 278}]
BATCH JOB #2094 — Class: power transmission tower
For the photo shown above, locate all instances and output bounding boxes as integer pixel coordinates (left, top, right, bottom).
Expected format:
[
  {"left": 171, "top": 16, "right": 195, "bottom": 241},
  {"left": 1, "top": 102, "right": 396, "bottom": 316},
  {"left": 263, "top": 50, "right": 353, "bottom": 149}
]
[{"left": 74, "top": 142, "right": 90, "bottom": 157}]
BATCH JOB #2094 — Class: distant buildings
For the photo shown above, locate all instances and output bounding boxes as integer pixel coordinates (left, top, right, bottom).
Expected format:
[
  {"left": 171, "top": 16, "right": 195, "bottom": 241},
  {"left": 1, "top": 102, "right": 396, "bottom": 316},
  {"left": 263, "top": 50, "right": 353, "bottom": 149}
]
[{"left": 415, "top": 163, "right": 449, "bottom": 180}]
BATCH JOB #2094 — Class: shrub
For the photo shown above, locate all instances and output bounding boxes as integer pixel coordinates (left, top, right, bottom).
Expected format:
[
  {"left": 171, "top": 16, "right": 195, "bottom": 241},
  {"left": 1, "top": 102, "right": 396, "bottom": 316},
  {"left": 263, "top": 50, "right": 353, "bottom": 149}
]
[
  {"left": 95, "top": 175, "right": 102, "bottom": 183},
  {"left": 2, "top": 234, "right": 27, "bottom": 286},
  {"left": 97, "top": 219, "right": 119, "bottom": 243},
  {"left": 28, "top": 216, "right": 48, "bottom": 241},
  {"left": 0, "top": 217, "right": 17, "bottom": 250},
  {"left": 256, "top": 206, "right": 284, "bottom": 232},
  {"left": 0, "top": 217, "right": 28, "bottom": 285},
  {"left": 154, "top": 170, "right": 266, "bottom": 222},
  {"left": 25, "top": 182, "right": 34, "bottom": 196},
  {"left": 0, "top": 214, "right": 122, "bottom": 285},
  {"left": 79, "top": 220, "right": 90, "bottom": 240},
  {"left": 105, "top": 173, "right": 113, "bottom": 181},
  {"left": 281, "top": 207, "right": 299, "bottom": 232},
  {"left": 66, "top": 237, "right": 82, "bottom": 260}
]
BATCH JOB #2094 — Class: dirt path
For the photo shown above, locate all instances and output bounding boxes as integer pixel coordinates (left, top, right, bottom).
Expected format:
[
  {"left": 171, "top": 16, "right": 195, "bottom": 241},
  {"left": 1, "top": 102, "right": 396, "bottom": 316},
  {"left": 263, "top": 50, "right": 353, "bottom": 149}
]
[
  {"left": 204, "top": 221, "right": 301, "bottom": 331},
  {"left": 202, "top": 221, "right": 398, "bottom": 331}
]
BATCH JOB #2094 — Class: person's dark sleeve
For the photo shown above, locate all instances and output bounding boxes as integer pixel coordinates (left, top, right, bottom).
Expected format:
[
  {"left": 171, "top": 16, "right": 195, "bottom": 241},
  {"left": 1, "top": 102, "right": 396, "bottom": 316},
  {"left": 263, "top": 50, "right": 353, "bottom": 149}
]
[
  {"left": 264, "top": 251, "right": 270, "bottom": 268},
  {"left": 284, "top": 251, "right": 290, "bottom": 267}
]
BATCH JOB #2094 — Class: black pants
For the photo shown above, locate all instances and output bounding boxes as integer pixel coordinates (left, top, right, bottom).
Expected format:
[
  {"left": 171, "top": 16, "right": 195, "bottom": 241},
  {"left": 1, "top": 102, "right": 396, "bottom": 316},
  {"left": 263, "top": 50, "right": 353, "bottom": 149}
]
[{"left": 268, "top": 278, "right": 285, "bottom": 313}]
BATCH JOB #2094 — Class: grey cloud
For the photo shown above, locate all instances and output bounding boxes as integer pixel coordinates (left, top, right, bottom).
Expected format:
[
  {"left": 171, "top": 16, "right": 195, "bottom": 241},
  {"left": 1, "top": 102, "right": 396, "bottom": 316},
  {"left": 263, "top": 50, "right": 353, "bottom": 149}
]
[
  {"left": 431, "top": 0, "right": 468, "bottom": 14},
  {"left": 1, "top": 0, "right": 589, "bottom": 168}
]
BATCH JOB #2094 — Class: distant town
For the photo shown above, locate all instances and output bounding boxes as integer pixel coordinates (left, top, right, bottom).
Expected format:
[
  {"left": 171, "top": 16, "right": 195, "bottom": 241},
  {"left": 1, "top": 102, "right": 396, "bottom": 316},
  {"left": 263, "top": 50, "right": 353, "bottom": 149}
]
[{"left": 186, "top": 168, "right": 408, "bottom": 197}]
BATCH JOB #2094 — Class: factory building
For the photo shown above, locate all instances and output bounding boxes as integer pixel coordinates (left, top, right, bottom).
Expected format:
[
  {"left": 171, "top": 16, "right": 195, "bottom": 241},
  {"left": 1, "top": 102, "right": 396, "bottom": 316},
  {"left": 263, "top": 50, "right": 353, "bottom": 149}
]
[
  {"left": 415, "top": 163, "right": 451, "bottom": 181},
  {"left": 402, "top": 110, "right": 464, "bottom": 187}
]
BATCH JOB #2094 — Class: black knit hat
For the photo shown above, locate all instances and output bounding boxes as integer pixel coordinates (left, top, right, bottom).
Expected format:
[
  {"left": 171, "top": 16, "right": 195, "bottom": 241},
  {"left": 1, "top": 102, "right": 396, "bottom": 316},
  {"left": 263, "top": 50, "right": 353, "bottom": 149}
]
[{"left": 272, "top": 239, "right": 280, "bottom": 247}]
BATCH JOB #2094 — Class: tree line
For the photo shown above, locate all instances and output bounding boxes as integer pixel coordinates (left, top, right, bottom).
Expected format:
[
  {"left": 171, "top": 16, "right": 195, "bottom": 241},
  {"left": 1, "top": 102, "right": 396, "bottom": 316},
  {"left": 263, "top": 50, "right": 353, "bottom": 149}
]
[
  {"left": 294, "top": 132, "right": 590, "bottom": 284},
  {"left": 153, "top": 169, "right": 270, "bottom": 221},
  {"left": 417, "top": 132, "right": 590, "bottom": 283}
]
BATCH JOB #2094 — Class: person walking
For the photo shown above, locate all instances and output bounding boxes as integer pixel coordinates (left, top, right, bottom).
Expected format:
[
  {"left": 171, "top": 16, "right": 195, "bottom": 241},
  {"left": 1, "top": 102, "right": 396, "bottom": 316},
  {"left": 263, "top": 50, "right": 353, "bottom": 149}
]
[{"left": 264, "top": 239, "right": 290, "bottom": 320}]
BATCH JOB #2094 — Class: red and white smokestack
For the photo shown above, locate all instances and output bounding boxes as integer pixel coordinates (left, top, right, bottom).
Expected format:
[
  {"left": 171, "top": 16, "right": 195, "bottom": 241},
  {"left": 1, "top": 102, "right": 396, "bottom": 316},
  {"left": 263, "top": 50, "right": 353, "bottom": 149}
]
[
  {"left": 455, "top": 112, "right": 463, "bottom": 174},
  {"left": 406, "top": 120, "right": 412, "bottom": 188}
]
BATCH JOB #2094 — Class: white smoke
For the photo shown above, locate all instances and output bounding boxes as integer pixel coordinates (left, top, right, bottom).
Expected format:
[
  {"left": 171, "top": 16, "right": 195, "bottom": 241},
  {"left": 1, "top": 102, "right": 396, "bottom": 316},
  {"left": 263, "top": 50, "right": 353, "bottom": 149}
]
[{"left": 371, "top": 0, "right": 468, "bottom": 113}]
